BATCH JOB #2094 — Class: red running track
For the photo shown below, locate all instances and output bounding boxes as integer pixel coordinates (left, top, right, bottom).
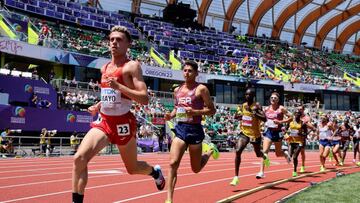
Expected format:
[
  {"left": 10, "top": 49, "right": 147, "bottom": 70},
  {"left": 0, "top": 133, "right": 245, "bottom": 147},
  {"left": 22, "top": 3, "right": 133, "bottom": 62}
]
[{"left": 0, "top": 151, "right": 359, "bottom": 203}]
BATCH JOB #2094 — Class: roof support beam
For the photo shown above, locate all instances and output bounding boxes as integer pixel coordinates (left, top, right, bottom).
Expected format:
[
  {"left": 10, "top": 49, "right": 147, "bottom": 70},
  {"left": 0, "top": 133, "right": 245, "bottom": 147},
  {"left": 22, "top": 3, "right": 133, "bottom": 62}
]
[
  {"left": 197, "top": 0, "right": 212, "bottom": 25},
  {"left": 354, "top": 33, "right": 360, "bottom": 55},
  {"left": 248, "top": 0, "right": 279, "bottom": 36},
  {"left": 334, "top": 20, "right": 360, "bottom": 52},
  {"left": 223, "top": 0, "right": 246, "bottom": 32},
  {"left": 271, "top": 0, "right": 312, "bottom": 39},
  {"left": 293, "top": 0, "right": 344, "bottom": 45},
  {"left": 314, "top": 4, "right": 360, "bottom": 49}
]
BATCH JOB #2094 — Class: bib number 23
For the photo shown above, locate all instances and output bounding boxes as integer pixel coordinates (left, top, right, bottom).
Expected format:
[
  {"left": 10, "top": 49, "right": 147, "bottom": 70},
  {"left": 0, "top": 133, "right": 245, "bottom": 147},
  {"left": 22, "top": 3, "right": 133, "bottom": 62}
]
[{"left": 117, "top": 124, "right": 130, "bottom": 136}]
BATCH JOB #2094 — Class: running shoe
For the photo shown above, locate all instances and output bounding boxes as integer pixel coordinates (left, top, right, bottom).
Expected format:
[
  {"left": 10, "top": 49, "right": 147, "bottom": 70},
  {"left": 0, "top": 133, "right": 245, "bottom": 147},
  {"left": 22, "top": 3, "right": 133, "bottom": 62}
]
[
  {"left": 202, "top": 143, "right": 210, "bottom": 153},
  {"left": 339, "top": 162, "right": 344, "bottom": 166},
  {"left": 300, "top": 166, "right": 305, "bottom": 173},
  {"left": 256, "top": 172, "right": 265, "bottom": 179},
  {"left": 230, "top": 176, "right": 239, "bottom": 186},
  {"left": 353, "top": 159, "right": 356, "bottom": 163},
  {"left": 292, "top": 171, "right": 297, "bottom": 177},
  {"left": 357, "top": 162, "right": 360, "bottom": 167},
  {"left": 154, "top": 165, "right": 165, "bottom": 190},
  {"left": 320, "top": 166, "right": 326, "bottom": 172},
  {"left": 209, "top": 143, "right": 220, "bottom": 160},
  {"left": 263, "top": 154, "right": 270, "bottom": 167},
  {"left": 165, "top": 200, "right": 172, "bottom": 203}
]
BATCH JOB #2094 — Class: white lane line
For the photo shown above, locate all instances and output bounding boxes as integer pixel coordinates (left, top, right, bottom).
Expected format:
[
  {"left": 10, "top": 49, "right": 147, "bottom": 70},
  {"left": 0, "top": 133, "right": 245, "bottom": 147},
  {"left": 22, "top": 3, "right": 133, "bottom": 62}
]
[
  {"left": 88, "top": 169, "right": 124, "bottom": 174},
  {"left": 0, "top": 160, "right": 325, "bottom": 202},
  {"left": 113, "top": 164, "right": 326, "bottom": 203}
]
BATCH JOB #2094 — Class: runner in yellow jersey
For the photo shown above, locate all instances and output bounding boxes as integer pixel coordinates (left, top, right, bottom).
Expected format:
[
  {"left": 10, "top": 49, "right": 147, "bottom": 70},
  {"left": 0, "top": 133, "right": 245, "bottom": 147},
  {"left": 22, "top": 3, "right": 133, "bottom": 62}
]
[
  {"left": 284, "top": 110, "right": 308, "bottom": 177},
  {"left": 230, "top": 88, "right": 266, "bottom": 186}
]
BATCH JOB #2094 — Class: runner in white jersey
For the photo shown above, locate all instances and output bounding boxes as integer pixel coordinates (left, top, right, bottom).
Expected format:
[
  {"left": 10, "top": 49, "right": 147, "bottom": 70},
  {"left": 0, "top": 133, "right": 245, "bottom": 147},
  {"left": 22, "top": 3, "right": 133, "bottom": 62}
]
[{"left": 317, "top": 115, "right": 335, "bottom": 172}]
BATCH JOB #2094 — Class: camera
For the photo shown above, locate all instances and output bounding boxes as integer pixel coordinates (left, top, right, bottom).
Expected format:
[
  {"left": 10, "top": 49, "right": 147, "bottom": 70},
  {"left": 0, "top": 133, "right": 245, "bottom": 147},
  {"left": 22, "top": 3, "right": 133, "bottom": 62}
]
[
  {"left": 48, "top": 130, "right": 57, "bottom": 134},
  {"left": 9, "top": 129, "right": 22, "bottom": 133}
]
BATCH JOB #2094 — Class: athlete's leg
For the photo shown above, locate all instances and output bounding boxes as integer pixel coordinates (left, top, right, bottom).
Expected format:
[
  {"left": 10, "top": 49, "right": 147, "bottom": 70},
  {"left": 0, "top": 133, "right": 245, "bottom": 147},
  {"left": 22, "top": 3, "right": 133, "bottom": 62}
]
[
  {"left": 321, "top": 146, "right": 331, "bottom": 169},
  {"left": 252, "top": 140, "right": 264, "bottom": 158},
  {"left": 167, "top": 137, "right": 187, "bottom": 202},
  {"left": 259, "top": 137, "right": 272, "bottom": 174},
  {"left": 319, "top": 144, "right": 325, "bottom": 167},
  {"left": 274, "top": 141, "right": 285, "bottom": 157},
  {"left": 118, "top": 136, "right": 154, "bottom": 175},
  {"left": 332, "top": 144, "right": 340, "bottom": 165},
  {"left": 234, "top": 135, "right": 250, "bottom": 177},
  {"left": 341, "top": 141, "right": 349, "bottom": 163},
  {"left": 292, "top": 144, "right": 302, "bottom": 173},
  {"left": 72, "top": 128, "right": 109, "bottom": 201},
  {"left": 353, "top": 140, "right": 359, "bottom": 161},
  {"left": 188, "top": 142, "right": 213, "bottom": 173},
  {"left": 300, "top": 147, "right": 305, "bottom": 167}
]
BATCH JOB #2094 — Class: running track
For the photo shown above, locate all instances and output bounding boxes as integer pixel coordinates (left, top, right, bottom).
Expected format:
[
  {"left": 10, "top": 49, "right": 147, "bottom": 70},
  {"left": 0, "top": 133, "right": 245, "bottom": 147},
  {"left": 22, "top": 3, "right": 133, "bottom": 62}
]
[{"left": 0, "top": 152, "right": 359, "bottom": 203}]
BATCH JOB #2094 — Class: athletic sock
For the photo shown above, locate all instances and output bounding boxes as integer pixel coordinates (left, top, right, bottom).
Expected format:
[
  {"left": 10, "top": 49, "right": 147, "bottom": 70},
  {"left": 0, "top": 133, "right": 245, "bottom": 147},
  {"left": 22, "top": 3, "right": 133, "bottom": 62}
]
[
  {"left": 150, "top": 167, "right": 159, "bottom": 179},
  {"left": 72, "top": 193, "right": 84, "bottom": 203}
]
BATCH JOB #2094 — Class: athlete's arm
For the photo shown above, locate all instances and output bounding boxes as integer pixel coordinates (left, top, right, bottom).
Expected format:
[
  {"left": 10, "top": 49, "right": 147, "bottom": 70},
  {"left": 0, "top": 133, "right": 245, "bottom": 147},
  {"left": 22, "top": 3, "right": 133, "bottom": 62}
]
[
  {"left": 305, "top": 122, "right": 316, "bottom": 132},
  {"left": 107, "top": 61, "right": 149, "bottom": 105},
  {"left": 88, "top": 102, "right": 101, "bottom": 116},
  {"left": 253, "top": 103, "right": 266, "bottom": 122},
  {"left": 165, "top": 87, "right": 179, "bottom": 120},
  {"left": 280, "top": 107, "right": 293, "bottom": 124}
]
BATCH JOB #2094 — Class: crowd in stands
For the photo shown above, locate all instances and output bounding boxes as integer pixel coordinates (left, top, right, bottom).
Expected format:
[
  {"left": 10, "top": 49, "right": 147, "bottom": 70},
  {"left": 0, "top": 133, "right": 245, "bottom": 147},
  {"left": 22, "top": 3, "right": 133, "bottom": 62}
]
[{"left": 2, "top": 0, "right": 360, "bottom": 89}]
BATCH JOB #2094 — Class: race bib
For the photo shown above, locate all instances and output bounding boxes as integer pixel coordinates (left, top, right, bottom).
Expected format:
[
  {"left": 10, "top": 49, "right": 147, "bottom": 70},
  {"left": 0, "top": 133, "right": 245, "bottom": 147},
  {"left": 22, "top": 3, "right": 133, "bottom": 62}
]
[
  {"left": 176, "top": 107, "right": 192, "bottom": 122},
  {"left": 242, "top": 115, "right": 253, "bottom": 127},
  {"left": 101, "top": 88, "right": 121, "bottom": 108},
  {"left": 265, "top": 120, "right": 278, "bottom": 128},
  {"left": 342, "top": 131, "right": 349, "bottom": 137},
  {"left": 116, "top": 124, "right": 130, "bottom": 136},
  {"left": 290, "top": 129, "right": 299, "bottom": 137}
]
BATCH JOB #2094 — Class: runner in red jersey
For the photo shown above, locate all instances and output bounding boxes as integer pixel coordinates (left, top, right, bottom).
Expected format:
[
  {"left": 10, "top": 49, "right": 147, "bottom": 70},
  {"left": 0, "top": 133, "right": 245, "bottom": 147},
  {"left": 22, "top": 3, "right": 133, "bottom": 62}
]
[{"left": 72, "top": 26, "right": 165, "bottom": 203}]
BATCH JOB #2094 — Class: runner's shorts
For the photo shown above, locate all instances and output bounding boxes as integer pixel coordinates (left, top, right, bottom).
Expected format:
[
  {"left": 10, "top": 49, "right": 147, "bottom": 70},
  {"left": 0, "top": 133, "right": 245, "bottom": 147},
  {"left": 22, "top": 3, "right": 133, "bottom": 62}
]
[
  {"left": 91, "top": 112, "right": 137, "bottom": 145},
  {"left": 175, "top": 122, "right": 205, "bottom": 145},
  {"left": 264, "top": 129, "right": 283, "bottom": 142},
  {"left": 319, "top": 139, "right": 332, "bottom": 147}
]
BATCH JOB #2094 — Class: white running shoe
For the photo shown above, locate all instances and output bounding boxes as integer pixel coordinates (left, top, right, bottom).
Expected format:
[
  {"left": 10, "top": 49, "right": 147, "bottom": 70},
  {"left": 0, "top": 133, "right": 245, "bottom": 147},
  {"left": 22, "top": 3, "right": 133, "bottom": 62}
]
[{"left": 256, "top": 172, "right": 265, "bottom": 179}]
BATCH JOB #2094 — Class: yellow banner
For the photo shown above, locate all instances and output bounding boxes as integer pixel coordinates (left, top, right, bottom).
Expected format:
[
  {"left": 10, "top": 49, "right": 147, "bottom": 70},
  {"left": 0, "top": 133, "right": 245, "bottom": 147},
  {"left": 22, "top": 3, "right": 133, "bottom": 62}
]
[
  {"left": 274, "top": 67, "right": 290, "bottom": 82},
  {"left": 0, "top": 18, "right": 16, "bottom": 39},
  {"left": 150, "top": 47, "right": 166, "bottom": 67},
  {"left": 344, "top": 72, "right": 360, "bottom": 87},
  {"left": 27, "top": 24, "right": 38, "bottom": 45},
  {"left": 169, "top": 50, "right": 181, "bottom": 70}
]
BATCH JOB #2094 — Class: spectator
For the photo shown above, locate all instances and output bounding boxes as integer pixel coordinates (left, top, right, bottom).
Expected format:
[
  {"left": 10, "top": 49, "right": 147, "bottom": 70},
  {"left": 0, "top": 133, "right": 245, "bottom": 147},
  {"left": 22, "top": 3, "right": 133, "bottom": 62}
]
[
  {"left": 70, "top": 131, "right": 80, "bottom": 154},
  {"left": 48, "top": 69, "right": 55, "bottom": 82},
  {"left": 39, "top": 128, "right": 48, "bottom": 155},
  {"left": 29, "top": 93, "right": 38, "bottom": 107}
]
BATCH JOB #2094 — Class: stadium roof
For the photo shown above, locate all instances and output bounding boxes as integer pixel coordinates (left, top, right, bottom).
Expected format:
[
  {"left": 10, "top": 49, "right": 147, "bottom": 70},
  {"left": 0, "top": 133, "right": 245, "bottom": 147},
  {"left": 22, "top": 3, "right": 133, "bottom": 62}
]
[{"left": 111, "top": 0, "right": 360, "bottom": 55}]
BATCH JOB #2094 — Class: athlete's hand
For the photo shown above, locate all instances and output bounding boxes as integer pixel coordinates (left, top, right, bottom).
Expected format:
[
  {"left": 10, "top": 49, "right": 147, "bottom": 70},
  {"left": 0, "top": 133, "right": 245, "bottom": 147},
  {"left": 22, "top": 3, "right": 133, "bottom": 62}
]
[
  {"left": 273, "top": 119, "right": 282, "bottom": 124},
  {"left": 165, "top": 112, "right": 172, "bottom": 121},
  {"left": 88, "top": 105, "right": 99, "bottom": 116},
  {"left": 106, "top": 77, "right": 120, "bottom": 89},
  {"left": 184, "top": 107, "right": 196, "bottom": 116}
]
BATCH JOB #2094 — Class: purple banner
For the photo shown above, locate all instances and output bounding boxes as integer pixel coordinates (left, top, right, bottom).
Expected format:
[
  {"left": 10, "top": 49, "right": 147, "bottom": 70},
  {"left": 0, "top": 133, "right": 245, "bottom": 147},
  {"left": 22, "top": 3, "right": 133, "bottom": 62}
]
[
  {"left": 0, "top": 105, "right": 94, "bottom": 132},
  {"left": 0, "top": 75, "right": 57, "bottom": 109}
]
